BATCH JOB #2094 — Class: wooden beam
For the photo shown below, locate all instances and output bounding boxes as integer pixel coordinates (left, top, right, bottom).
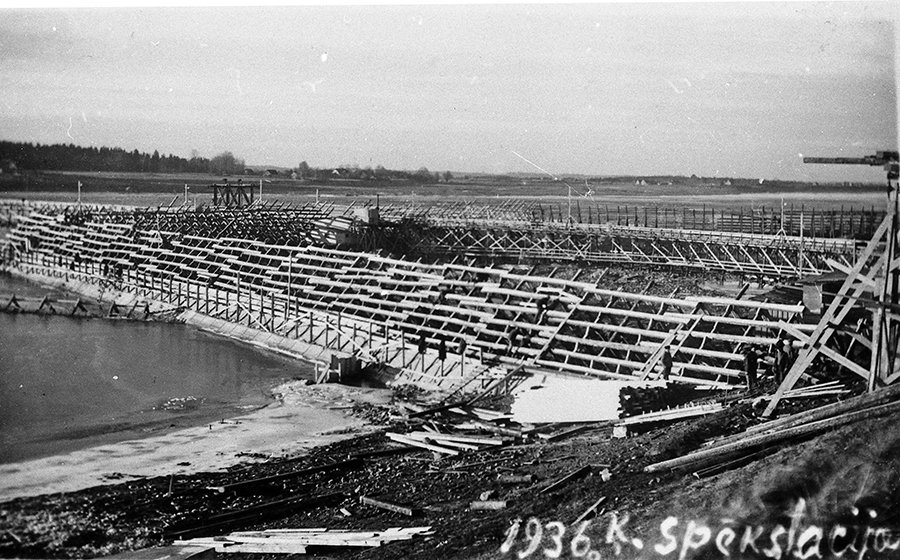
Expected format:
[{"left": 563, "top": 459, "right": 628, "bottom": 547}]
[
  {"left": 646, "top": 399, "right": 900, "bottom": 473},
  {"left": 359, "top": 496, "right": 415, "bottom": 516}
]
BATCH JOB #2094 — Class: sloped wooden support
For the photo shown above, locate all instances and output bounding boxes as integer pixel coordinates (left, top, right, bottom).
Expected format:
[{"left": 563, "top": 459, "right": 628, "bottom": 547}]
[{"left": 763, "top": 216, "right": 891, "bottom": 416}]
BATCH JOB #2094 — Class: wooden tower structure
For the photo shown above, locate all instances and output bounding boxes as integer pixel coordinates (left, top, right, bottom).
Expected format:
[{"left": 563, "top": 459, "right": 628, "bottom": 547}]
[
  {"left": 763, "top": 151, "right": 900, "bottom": 416},
  {"left": 210, "top": 180, "right": 255, "bottom": 208}
]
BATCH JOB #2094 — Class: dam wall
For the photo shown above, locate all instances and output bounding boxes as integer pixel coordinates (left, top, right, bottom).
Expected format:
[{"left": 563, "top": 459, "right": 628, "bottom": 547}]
[{"left": 0, "top": 208, "right": 835, "bottom": 393}]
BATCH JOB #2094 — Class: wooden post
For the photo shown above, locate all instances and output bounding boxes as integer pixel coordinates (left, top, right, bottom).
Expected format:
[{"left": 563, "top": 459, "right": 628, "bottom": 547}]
[
  {"left": 236, "top": 271, "right": 241, "bottom": 313},
  {"left": 287, "top": 252, "right": 294, "bottom": 319}
]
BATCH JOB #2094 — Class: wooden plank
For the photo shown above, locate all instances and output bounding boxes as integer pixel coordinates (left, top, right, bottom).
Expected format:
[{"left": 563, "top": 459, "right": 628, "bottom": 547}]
[
  {"left": 211, "top": 542, "right": 309, "bottom": 554},
  {"left": 619, "top": 404, "right": 723, "bottom": 426},
  {"left": 540, "top": 465, "right": 592, "bottom": 495},
  {"left": 470, "top": 500, "right": 508, "bottom": 510},
  {"left": 385, "top": 432, "right": 460, "bottom": 456},
  {"left": 166, "top": 493, "right": 345, "bottom": 539},
  {"left": 571, "top": 496, "right": 607, "bottom": 526},
  {"left": 406, "top": 399, "right": 472, "bottom": 419},
  {"left": 100, "top": 545, "right": 215, "bottom": 560},
  {"left": 498, "top": 474, "right": 535, "bottom": 484},
  {"left": 359, "top": 496, "right": 415, "bottom": 516},
  {"left": 683, "top": 295, "right": 804, "bottom": 314},
  {"left": 404, "top": 432, "right": 504, "bottom": 446},
  {"left": 404, "top": 435, "right": 480, "bottom": 451}
]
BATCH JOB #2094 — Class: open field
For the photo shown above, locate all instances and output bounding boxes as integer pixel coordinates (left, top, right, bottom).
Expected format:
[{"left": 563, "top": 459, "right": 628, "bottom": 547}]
[{"left": 0, "top": 171, "right": 887, "bottom": 212}]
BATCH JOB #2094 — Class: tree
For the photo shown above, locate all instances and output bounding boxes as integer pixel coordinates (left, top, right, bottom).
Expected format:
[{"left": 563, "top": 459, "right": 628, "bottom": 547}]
[
  {"left": 413, "top": 166, "right": 431, "bottom": 182},
  {"left": 443, "top": 170, "right": 453, "bottom": 182},
  {"left": 210, "top": 151, "right": 245, "bottom": 176},
  {"left": 297, "top": 161, "right": 311, "bottom": 178},
  {"left": 150, "top": 150, "right": 160, "bottom": 173}
]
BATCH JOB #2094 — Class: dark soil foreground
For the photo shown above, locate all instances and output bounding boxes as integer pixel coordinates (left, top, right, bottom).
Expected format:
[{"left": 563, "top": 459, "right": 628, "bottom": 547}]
[{"left": 1, "top": 388, "right": 899, "bottom": 560}]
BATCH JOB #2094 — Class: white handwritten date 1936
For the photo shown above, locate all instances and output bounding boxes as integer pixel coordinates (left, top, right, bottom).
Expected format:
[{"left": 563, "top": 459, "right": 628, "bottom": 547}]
[{"left": 501, "top": 517, "right": 607, "bottom": 559}]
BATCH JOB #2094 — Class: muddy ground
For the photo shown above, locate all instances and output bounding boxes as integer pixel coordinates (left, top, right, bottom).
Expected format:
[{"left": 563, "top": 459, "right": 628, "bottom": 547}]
[{"left": 1, "top": 379, "right": 898, "bottom": 560}]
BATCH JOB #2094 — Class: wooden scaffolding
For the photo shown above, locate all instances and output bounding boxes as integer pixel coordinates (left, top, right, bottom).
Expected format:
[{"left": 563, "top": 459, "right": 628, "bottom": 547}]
[{"left": 764, "top": 151, "right": 900, "bottom": 415}]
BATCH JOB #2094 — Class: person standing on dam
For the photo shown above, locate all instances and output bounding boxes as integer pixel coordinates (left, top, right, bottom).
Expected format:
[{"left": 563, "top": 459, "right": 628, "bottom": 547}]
[
  {"left": 744, "top": 345, "right": 759, "bottom": 391},
  {"left": 661, "top": 346, "right": 673, "bottom": 381}
]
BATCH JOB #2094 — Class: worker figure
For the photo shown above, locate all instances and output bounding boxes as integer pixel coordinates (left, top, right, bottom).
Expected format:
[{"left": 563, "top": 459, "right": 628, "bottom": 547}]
[
  {"left": 661, "top": 346, "right": 673, "bottom": 381},
  {"left": 438, "top": 338, "right": 447, "bottom": 361},
  {"left": 431, "top": 286, "right": 450, "bottom": 307},
  {"left": 774, "top": 338, "right": 789, "bottom": 384},
  {"left": 437, "top": 338, "right": 447, "bottom": 375},
  {"left": 417, "top": 332, "right": 427, "bottom": 354},
  {"left": 744, "top": 345, "right": 759, "bottom": 391},
  {"left": 535, "top": 295, "right": 550, "bottom": 324},
  {"left": 782, "top": 338, "right": 795, "bottom": 367},
  {"left": 507, "top": 327, "right": 522, "bottom": 355},
  {"left": 417, "top": 332, "right": 427, "bottom": 369}
]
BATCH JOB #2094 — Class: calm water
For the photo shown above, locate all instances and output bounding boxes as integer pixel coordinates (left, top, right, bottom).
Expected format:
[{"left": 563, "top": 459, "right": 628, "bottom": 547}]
[{"left": 0, "top": 274, "right": 313, "bottom": 462}]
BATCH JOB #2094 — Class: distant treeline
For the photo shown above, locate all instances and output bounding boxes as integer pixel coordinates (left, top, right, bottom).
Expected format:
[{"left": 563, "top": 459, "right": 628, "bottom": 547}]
[
  {"left": 0, "top": 141, "right": 248, "bottom": 175},
  {"left": 0, "top": 140, "right": 453, "bottom": 183}
]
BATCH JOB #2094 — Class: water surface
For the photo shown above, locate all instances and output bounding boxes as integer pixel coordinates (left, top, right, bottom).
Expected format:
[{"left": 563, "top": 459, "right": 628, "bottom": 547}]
[{"left": 0, "top": 274, "right": 313, "bottom": 462}]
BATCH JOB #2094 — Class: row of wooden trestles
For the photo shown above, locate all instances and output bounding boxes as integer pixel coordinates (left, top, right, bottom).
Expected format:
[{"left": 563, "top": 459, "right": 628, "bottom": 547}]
[
  {"left": 1, "top": 293, "right": 157, "bottom": 320},
  {"left": 4, "top": 199, "right": 886, "bottom": 241},
  {"left": 526, "top": 203, "right": 884, "bottom": 239}
]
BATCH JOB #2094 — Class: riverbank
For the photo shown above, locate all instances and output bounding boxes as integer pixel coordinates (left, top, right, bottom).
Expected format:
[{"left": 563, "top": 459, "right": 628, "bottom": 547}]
[
  {"left": 0, "top": 270, "right": 393, "bottom": 501},
  {"left": 0, "top": 380, "right": 391, "bottom": 502}
]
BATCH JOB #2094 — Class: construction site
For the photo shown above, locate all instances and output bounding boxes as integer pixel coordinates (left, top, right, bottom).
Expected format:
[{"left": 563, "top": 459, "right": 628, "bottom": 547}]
[{"left": 1, "top": 152, "right": 900, "bottom": 560}]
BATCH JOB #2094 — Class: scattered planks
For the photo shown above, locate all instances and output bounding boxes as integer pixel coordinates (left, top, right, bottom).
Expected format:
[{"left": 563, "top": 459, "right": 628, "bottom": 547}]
[
  {"left": 174, "top": 526, "right": 433, "bottom": 554},
  {"left": 385, "top": 433, "right": 459, "bottom": 456},
  {"left": 767, "top": 381, "right": 849, "bottom": 401},
  {"left": 645, "top": 388, "right": 900, "bottom": 474},
  {"left": 385, "top": 430, "right": 506, "bottom": 456}
]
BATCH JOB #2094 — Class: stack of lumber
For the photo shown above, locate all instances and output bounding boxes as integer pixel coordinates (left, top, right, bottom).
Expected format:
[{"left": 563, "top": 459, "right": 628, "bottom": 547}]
[
  {"left": 772, "top": 381, "right": 849, "bottom": 400},
  {"left": 644, "top": 383, "right": 900, "bottom": 473},
  {"left": 617, "top": 402, "right": 723, "bottom": 426},
  {"left": 618, "top": 384, "right": 700, "bottom": 417},
  {"left": 174, "top": 526, "right": 433, "bottom": 554},
  {"left": 386, "top": 430, "right": 505, "bottom": 456}
]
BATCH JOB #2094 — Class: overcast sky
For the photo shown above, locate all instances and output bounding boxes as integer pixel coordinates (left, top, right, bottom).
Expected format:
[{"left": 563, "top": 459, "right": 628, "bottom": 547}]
[{"left": 0, "top": 3, "right": 897, "bottom": 182}]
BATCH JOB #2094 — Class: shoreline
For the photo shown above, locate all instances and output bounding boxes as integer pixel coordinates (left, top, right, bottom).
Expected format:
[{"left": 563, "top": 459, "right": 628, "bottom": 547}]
[
  {"left": 0, "top": 380, "right": 392, "bottom": 502},
  {"left": 0, "top": 270, "right": 393, "bottom": 502}
]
